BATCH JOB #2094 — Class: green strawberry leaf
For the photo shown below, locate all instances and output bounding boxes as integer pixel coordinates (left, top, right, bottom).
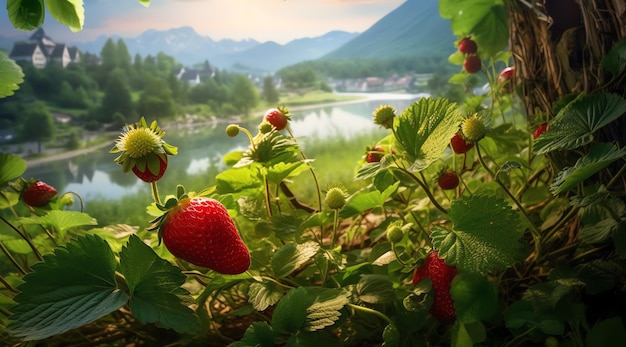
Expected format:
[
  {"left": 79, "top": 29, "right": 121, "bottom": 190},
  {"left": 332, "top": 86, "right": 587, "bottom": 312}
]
[
  {"left": 586, "top": 317, "right": 626, "bottom": 347},
  {"left": 232, "top": 322, "right": 276, "bottom": 347},
  {"left": 353, "top": 274, "right": 396, "bottom": 305},
  {"left": 271, "top": 241, "right": 320, "bottom": 278},
  {"left": 46, "top": 0, "right": 84, "bottom": 32},
  {"left": 266, "top": 160, "right": 307, "bottom": 184},
  {"left": 431, "top": 194, "right": 527, "bottom": 273},
  {"left": 6, "top": 0, "right": 45, "bottom": 30},
  {"left": 0, "top": 153, "right": 26, "bottom": 186},
  {"left": 602, "top": 37, "right": 626, "bottom": 77},
  {"left": 119, "top": 234, "right": 200, "bottom": 335},
  {"left": 451, "top": 273, "right": 498, "bottom": 322},
  {"left": 248, "top": 280, "right": 285, "bottom": 311},
  {"left": 137, "top": 0, "right": 150, "bottom": 7},
  {"left": 303, "top": 287, "right": 350, "bottom": 332},
  {"left": 0, "top": 52, "right": 24, "bottom": 98},
  {"left": 7, "top": 235, "right": 128, "bottom": 341},
  {"left": 550, "top": 143, "right": 626, "bottom": 195},
  {"left": 393, "top": 97, "right": 463, "bottom": 172},
  {"left": 271, "top": 287, "right": 310, "bottom": 334},
  {"left": 19, "top": 210, "right": 97, "bottom": 241},
  {"left": 534, "top": 93, "right": 626, "bottom": 154},
  {"left": 215, "top": 165, "right": 262, "bottom": 194},
  {"left": 439, "top": 0, "right": 509, "bottom": 57}
]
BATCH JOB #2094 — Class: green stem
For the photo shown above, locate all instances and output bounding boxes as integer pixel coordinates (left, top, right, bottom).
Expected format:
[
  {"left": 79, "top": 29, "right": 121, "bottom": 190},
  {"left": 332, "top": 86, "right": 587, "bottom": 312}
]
[
  {"left": 331, "top": 209, "right": 339, "bottom": 247},
  {"left": 287, "top": 127, "right": 322, "bottom": 212},
  {"left": 150, "top": 181, "right": 161, "bottom": 205},
  {"left": 391, "top": 242, "right": 412, "bottom": 267},
  {"left": 347, "top": 303, "right": 393, "bottom": 326},
  {"left": 263, "top": 174, "right": 273, "bottom": 217},
  {"left": 401, "top": 169, "right": 447, "bottom": 214},
  {"left": 605, "top": 160, "right": 626, "bottom": 190},
  {"left": 0, "top": 274, "right": 18, "bottom": 293},
  {"left": 475, "top": 144, "right": 542, "bottom": 258},
  {"left": 0, "top": 215, "right": 43, "bottom": 261},
  {"left": 0, "top": 240, "right": 27, "bottom": 275},
  {"left": 239, "top": 126, "right": 257, "bottom": 151}
]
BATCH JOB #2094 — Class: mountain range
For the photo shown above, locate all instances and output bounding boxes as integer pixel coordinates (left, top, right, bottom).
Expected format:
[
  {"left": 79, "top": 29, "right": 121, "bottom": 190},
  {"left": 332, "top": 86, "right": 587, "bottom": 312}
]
[{"left": 1, "top": 0, "right": 454, "bottom": 72}]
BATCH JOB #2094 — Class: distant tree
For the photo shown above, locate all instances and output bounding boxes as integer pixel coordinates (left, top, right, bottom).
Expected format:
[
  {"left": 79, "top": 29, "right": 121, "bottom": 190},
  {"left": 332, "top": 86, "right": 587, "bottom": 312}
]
[
  {"left": 20, "top": 102, "right": 55, "bottom": 153},
  {"left": 116, "top": 39, "right": 132, "bottom": 71},
  {"left": 167, "top": 73, "right": 185, "bottom": 104},
  {"left": 99, "top": 69, "right": 134, "bottom": 122},
  {"left": 230, "top": 75, "right": 259, "bottom": 116},
  {"left": 262, "top": 76, "right": 279, "bottom": 104},
  {"left": 156, "top": 52, "right": 177, "bottom": 78},
  {"left": 138, "top": 76, "right": 176, "bottom": 119},
  {"left": 100, "top": 38, "right": 117, "bottom": 71}
]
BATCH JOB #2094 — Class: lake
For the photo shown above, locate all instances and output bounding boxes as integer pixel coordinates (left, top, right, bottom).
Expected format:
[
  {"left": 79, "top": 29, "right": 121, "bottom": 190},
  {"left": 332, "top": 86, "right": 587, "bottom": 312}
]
[{"left": 24, "top": 94, "right": 426, "bottom": 203}]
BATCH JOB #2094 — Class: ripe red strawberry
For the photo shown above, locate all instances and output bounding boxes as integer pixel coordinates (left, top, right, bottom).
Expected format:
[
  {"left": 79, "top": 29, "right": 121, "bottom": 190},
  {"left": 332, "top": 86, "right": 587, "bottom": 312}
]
[
  {"left": 437, "top": 171, "right": 459, "bottom": 190},
  {"left": 264, "top": 108, "right": 289, "bottom": 130},
  {"left": 132, "top": 154, "right": 168, "bottom": 183},
  {"left": 22, "top": 180, "right": 57, "bottom": 207},
  {"left": 463, "top": 56, "right": 481, "bottom": 74},
  {"left": 533, "top": 123, "right": 548, "bottom": 139},
  {"left": 366, "top": 145, "right": 385, "bottom": 163},
  {"left": 450, "top": 132, "right": 474, "bottom": 154},
  {"left": 160, "top": 197, "right": 250, "bottom": 274},
  {"left": 412, "top": 251, "right": 458, "bottom": 323},
  {"left": 458, "top": 37, "right": 477, "bottom": 55}
]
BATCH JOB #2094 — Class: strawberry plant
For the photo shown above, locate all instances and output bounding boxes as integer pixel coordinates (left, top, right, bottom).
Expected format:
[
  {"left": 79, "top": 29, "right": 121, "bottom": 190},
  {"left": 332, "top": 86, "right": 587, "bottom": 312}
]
[{"left": 1, "top": 0, "right": 626, "bottom": 346}]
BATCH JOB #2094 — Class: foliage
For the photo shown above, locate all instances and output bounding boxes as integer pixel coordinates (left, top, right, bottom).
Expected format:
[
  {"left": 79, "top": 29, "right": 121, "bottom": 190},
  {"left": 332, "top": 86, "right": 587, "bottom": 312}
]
[{"left": 2, "top": 0, "right": 626, "bottom": 346}]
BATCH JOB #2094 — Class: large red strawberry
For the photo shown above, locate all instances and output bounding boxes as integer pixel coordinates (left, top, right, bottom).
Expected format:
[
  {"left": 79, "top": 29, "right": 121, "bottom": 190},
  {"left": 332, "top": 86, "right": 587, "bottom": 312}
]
[
  {"left": 22, "top": 180, "right": 57, "bottom": 207},
  {"left": 463, "top": 56, "right": 481, "bottom": 74},
  {"left": 458, "top": 37, "right": 477, "bottom": 55},
  {"left": 132, "top": 154, "right": 168, "bottom": 183},
  {"left": 159, "top": 197, "right": 250, "bottom": 274},
  {"left": 450, "top": 132, "right": 474, "bottom": 154},
  {"left": 412, "top": 251, "right": 458, "bottom": 323},
  {"left": 264, "top": 107, "right": 290, "bottom": 131}
]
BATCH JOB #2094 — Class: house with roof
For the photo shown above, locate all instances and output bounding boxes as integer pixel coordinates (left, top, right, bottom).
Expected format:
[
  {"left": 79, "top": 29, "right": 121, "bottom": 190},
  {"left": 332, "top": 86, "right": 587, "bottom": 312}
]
[{"left": 8, "top": 28, "right": 80, "bottom": 68}]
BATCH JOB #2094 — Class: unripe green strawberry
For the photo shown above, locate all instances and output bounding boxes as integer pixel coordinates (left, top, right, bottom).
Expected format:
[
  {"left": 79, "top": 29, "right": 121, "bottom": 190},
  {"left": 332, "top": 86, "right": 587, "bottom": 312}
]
[
  {"left": 461, "top": 115, "right": 486, "bottom": 142},
  {"left": 386, "top": 225, "right": 404, "bottom": 243},
  {"left": 226, "top": 124, "right": 240, "bottom": 137},
  {"left": 22, "top": 180, "right": 57, "bottom": 207},
  {"left": 325, "top": 187, "right": 346, "bottom": 210},
  {"left": 373, "top": 104, "right": 396, "bottom": 129},
  {"left": 412, "top": 251, "right": 458, "bottom": 323},
  {"left": 258, "top": 121, "right": 274, "bottom": 134},
  {"left": 160, "top": 197, "right": 251, "bottom": 274}
]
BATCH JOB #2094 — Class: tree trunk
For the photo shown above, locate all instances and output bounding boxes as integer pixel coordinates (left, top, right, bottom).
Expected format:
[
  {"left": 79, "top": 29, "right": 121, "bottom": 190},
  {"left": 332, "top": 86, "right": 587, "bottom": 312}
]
[{"left": 509, "top": 0, "right": 626, "bottom": 145}]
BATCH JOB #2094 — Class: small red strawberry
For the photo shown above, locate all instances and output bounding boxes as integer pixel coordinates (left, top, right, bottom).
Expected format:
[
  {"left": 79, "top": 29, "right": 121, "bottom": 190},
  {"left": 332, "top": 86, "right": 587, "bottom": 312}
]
[
  {"left": 412, "top": 251, "right": 458, "bottom": 323},
  {"left": 366, "top": 145, "right": 385, "bottom": 163},
  {"left": 533, "top": 123, "right": 548, "bottom": 139},
  {"left": 22, "top": 180, "right": 57, "bottom": 207},
  {"left": 463, "top": 56, "right": 481, "bottom": 74},
  {"left": 437, "top": 171, "right": 459, "bottom": 190},
  {"left": 158, "top": 196, "right": 251, "bottom": 274},
  {"left": 450, "top": 132, "right": 474, "bottom": 154},
  {"left": 498, "top": 66, "right": 515, "bottom": 93},
  {"left": 458, "top": 37, "right": 477, "bottom": 55},
  {"left": 132, "top": 154, "right": 168, "bottom": 183},
  {"left": 264, "top": 107, "right": 290, "bottom": 131}
]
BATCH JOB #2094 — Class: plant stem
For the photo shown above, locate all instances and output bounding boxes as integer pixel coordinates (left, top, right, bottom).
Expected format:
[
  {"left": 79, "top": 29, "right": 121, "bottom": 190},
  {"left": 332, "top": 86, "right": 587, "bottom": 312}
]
[
  {"left": 347, "top": 303, "right": 393, "bottom": 325},
  {"left": 401, "top": 169, "right": 447, "bottom": 214},
  {"left": 0, "top": 215, "right": 43, "bottom": 261},
  {"left": 287, "top": 127, "right": 322, "bottom": 212},
  {"left": 0, "top": 275, "right": 18, "bottom": 293},
  {"left": 150, "top": 181, "right": 161, "bottom": 205},
  {"left": 475, "top": 144, "right": 542, "bottom": 258},
  {"left": 263, "top": 174, "right": 273, "bottom": 217},
  {"left": 0, "top": 240, "right": 27, "bottom": 275}
]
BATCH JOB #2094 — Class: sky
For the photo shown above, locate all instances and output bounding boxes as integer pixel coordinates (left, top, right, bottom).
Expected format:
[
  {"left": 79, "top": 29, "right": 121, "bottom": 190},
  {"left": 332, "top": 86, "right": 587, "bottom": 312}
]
[{"left": 1, "top": 0, "right": 406, "bottom": 44}]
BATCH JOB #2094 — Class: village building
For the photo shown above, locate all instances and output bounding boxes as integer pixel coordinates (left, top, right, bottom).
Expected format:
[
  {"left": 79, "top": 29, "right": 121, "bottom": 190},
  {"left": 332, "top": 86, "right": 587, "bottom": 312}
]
[{"left": 8, "top": 28, "right": 80, "bottom": 68}]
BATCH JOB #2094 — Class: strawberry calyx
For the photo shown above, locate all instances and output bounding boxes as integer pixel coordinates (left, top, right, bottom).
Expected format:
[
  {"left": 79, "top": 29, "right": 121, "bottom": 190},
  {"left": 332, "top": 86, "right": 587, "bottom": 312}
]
[
  {"left": 148, "top": 184, "right": 194, "bottom": 245},
  {"left": 110, "top": 117, "right": 178, "bottom": 180}
]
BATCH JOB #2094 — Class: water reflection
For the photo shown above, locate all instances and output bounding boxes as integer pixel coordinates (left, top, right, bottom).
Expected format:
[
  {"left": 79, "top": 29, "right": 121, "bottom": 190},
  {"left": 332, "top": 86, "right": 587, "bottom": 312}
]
[{"left": 23, "top": 97, "right": 420, "bottom": 202}]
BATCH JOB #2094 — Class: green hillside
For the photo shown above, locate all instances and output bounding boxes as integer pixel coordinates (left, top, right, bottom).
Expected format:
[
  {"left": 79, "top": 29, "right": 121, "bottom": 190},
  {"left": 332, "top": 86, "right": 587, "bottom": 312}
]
[{"left": 321, "top": 0, "right": 455, "bottom": 60}]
